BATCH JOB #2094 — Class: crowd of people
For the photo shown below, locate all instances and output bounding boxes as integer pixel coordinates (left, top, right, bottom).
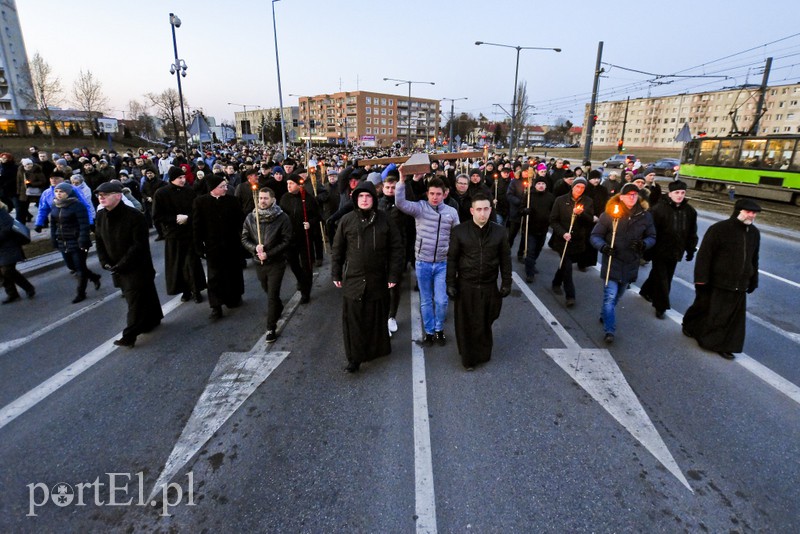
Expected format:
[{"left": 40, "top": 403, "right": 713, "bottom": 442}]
[{"left": 0, "top": 142, "right": 761, "bottom": 366}]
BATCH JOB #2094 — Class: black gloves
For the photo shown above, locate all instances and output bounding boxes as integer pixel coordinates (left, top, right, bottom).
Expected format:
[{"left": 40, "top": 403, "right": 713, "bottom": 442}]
[
  {"left": 520, "top": 208, "right": 531, "bottom": 216},
  {"left": 103, "top": 263, "right": 118, "bottom": 274},
  {"left": 630, "top": 240, "right": 645, "bottom": 254},
  {"left": 746, "top": 284, "right": 757, "bottom": 294},
  {"left": 601, "top": 245, "right": 616, "bottom": 257},
  {"left": 685, "top": 249, "right": 695, "bottom": 262},
  {"left": 34, "top": 226, "right": 42, "bottom": 233},
  {"left": 446, "top": 286, "right": 458, "bottom": 299},
  {"left": 499, "top": 286, "right": 511, "bottom": 298}
]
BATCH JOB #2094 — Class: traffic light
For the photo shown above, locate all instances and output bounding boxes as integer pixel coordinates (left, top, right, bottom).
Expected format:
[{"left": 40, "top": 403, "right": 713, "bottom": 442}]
[
  {"left": 617, "top": 139, "right": 624, "bottom": 153},
  {"left": 592, "top": 114, "right": 598, "bottom": 125}
]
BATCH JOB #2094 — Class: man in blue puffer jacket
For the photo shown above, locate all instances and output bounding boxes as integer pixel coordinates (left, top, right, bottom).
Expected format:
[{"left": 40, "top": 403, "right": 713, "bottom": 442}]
[{"left": 396, "top": 165, "right": 459, "bottom": 346}]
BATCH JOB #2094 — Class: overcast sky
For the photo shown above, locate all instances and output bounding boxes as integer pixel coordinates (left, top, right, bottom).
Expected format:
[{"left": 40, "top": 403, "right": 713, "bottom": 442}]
[{"left": 16, "top": 0, "right": 800, "bottom": 127}]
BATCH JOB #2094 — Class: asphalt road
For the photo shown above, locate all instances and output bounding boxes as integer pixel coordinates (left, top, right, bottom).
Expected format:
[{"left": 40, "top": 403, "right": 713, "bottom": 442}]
[{"left": 1, "top": 207, "right": 799, "bottom": 532}]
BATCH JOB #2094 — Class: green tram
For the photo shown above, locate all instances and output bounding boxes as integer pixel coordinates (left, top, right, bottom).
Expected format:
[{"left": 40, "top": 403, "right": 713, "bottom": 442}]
[{"left": 679, "top": 135, "right": 800, "bottom": 205}]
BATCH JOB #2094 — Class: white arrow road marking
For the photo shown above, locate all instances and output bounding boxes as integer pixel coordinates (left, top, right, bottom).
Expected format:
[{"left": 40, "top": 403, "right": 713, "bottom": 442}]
[
  {"left": 0, "top": 290, "right": 123, "bottom": 357},
  {"left": 148, "top": 291, "right": 302, "bottom": 500},
  {"left": 512, "top": 272, "right": 692, "bottom": 492},
  {"left": 409, "top": 282, "right": 437, "bottom": 534},
  {"left": 545, "top": 348, "right": 692, "bottom": 492},
  {"left": 148, "top": 349, "right": 290, "bottom": 501},
  {"left": 0, "top": 295, "right": 183, "bottom": 431}
]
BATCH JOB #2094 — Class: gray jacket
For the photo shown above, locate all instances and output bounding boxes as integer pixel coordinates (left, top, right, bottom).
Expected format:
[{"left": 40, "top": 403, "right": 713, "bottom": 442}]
[{"left": 395, "top": 180, "right": 458, "bottom": 263}]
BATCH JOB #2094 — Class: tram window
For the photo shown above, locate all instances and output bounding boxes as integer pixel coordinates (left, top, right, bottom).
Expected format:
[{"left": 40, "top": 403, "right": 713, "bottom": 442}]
[
  {"left": 790, "top": 146, "right": 800, "bottom": 172},
  {"left": 717, "top": 139, "right": 741, "bottom": 167},
  {"left": 739, "top": 139, "right": 766, "bottom": 167},
  {"left": 684, "top": 141, "right": 699, "bottom": 163},
  {"left": 696, "top": 139, "right": 719, "bottom": 164},
  {"left": 765, "top": 139, "right": 796, "bottom": 170}
]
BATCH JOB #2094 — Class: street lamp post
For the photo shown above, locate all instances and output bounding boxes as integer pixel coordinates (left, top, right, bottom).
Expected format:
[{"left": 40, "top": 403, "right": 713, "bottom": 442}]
[
  {"left": 383, "top": 77, "right": 435, "bottom": 150},
  {"left": 475, "top": 41, "right": 560, "bottom": 161},
  {"left": 271, "top": 0, "right": 287, "bottom": 158},
  {"left": 169, "top": 13, "right": 189, "bottom": 155},
  {"left": 442, "top": 97, "right": 468, "bottom": 152}
]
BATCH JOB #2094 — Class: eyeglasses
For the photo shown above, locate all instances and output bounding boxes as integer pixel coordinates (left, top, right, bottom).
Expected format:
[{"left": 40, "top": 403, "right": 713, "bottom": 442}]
[{"left": 95, "top": 192, "right": 120, "bottom": 199}]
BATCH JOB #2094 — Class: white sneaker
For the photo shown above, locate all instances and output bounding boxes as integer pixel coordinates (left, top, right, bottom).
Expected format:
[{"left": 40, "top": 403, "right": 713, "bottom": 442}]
[{"left": 388, "top": 317, "right": 398, "bottom": 333}]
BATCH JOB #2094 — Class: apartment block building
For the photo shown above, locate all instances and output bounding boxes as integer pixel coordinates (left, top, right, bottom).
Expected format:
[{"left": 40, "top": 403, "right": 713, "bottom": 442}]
[
  {"left": 584, "top": 82, "right": 800, "bottom": 149},
  {"left": 295, "top": 90, "right": 440, "bottom": 148}
]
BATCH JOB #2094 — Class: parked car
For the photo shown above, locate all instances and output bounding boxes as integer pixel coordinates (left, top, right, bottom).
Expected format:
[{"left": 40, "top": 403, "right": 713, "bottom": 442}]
[
  {"left": 647, "top": 158, "right": 681, "bottom": 177},
  {"left": 602, "top": 154, "right": 636, "bottom": 168}
]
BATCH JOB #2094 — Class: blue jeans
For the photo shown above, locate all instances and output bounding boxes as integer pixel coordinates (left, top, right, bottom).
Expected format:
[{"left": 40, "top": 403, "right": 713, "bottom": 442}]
[
  {"left": 416, "top": 260, "right": 448, "bottom": 334},
  {"left": 601, "top": 280, "right": 628, "bottom": 334}
]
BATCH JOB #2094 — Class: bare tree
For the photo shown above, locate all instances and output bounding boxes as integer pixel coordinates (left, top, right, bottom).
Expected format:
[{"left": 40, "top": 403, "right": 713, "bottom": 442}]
[
  {"left": 26, "top": 52, "right": 64, "bottom": 145},
  {"left": 127, "top": 99, "right": 157, "bottom": 139},
  {"left": 72, "top": 69, "right": 109, "bottom": 134},
  {"left": 145, "top": 88, "right": 185, "bottom": 142},
  {"left": 513, "top": 81, "right": 530, "bottom": 150}
]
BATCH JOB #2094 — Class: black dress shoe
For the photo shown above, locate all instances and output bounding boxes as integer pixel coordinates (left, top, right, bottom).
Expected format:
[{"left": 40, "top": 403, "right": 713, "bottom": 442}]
[
  {"left": 194, "top": 293, "right": 204, "bottom": 304},
  {"left": 718, "top": 351, "right": 735, "bottom": 360},
  {"left": 209, "top": 306, "right": 223, "bottom": 320},
  {"left": 655, "top": 310, "right": 665, "bottom": 319},
  {"left": 682, "top": 326, "right": 693, "bottom": 338},
  {"left": 552, "top": 285, "right": 563, "bottom": 295},
  {"left": 2, "top": 294, "right": 21, "bottom": 304},
  {"left": 422, "top": 333, "right": 435, "bottom": 347},
  {"left": 180, "top": 292, "right": 192, "bottom": 302},
  {"left": 26, "top": 288, "right": 36, "bottom": 298},
  {"left": 300, "top": 294, "right": 310, "bottom": 304},
  {"left": 72, "top": 293, "right": 86, "bottom": 304},
  {"left": 113, "top": 337, "right": 136, "bottom": 348},
  {"left": 93, "top": 277, "right": 101, "bottom": 290},
  {"left": 344, "top": 362, "right": 360, "bottom": 373}
]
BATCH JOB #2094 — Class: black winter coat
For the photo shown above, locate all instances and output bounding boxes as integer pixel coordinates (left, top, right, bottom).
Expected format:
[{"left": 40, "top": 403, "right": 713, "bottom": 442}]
[
  {"left": 0, "top": 208, "right": 25, "bottom": 266},
  {"left": 241, "top": 205, "right": 292, "bottom": 264},
  {"left": 280, "top": 190, "right": 321, "bottom": 246},
  {"left": 95, "top": 204, "right": 156, "bottom": 280},
  {"left": 590, "top": 195, "right": 656, "bottom": 284},
  {"left": 152, "top": 183, "right": 197, "bottom": 240},
  {"left": 528, "top": 190, "right": 555, "bottom": 235},
  {"left": 446, "top": 220, "right": 512, "bottom": 292},
  {"left": 331, "top": 208, "right": 403, "bottom": 301},
  {"left": 550, "top": 192, "right": 595, "bottom": 256},
  {"left": 192, "top": 194, "right": 244, "bottom": 259},
  {"left": 694, "top": 215, "right": 759, "bottom": 293},
  {"left": 649, "top": 199, "right": 698, "bottom": 262},
  {"left": 50, "top": 194, "right": 92, "bottom": 252}
]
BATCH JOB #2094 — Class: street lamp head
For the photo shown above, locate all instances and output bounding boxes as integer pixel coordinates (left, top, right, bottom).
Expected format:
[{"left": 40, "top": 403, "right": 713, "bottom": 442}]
[
  {"left": 475, "top": 41, "right": 483, "bottom": 46},
  {"left": 169, "top": 13, "right": 181, "bottom": 27},
  {"left": 169, "top": 65, "right": 176, "bottom": 75},
  {"left": 554, "top": 48, "right": 562, "bottom": 52}
]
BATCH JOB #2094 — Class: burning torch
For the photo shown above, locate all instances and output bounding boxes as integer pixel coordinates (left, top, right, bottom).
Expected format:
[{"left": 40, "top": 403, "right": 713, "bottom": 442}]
[
  {"left": 559, "top": 203, "right": 584, "bottom": 269},
  {"left": 604, "top": 203, "right": 622, "bottom": 286}
]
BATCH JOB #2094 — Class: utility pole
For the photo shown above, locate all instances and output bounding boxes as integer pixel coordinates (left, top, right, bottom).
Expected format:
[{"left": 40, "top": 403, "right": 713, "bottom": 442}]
[
  {"left": 751, "top": 57, "right": 772, "bottom": 136},
  {"left": 620, "top": 96, "right": 630, "bottom": 153},
  {"left": 583, "top": 41, "right": 603, "bottom": 163}
]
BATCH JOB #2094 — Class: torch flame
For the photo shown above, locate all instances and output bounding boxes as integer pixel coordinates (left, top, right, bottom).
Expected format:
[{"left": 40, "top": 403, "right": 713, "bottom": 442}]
[
  {"left": 251, "top": 183, "right": 258, "bottom": 191},
  {"left": 575, "top": 204, "right": 584, "bottom": 214}
]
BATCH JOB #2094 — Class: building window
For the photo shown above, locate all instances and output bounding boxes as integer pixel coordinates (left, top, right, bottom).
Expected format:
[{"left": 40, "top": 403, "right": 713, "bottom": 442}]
[
  {"left": 389, "top": 119, "right": 393, "bottom": 126},
  {"left": 366, "top": 97, "right": 372, "bottom": 104},
  {"left": 374, "top": 108, "right": 378, "bottom": 115},
  {"left": 366, "top": 117, "right": 371, "bottom": 124},
  {"left": 389, "top": 99, "right": 393, "bottom": 106},
  {"left": 366, "top": 127, "right": 371, "bottom": 134},
  {"left": 381, "top": 128, "right": 386, "bottom": 134},
  {"left": 366, "top": 107, "right": 371, "bottom": 114},
  {"left": 381, "top": 98, "right": 387, "bottom": 105},
  {"left": 389, "top": 128, "right": 393, "bottom": 134},
  {"left": 389, "top": 109, "right": 393, "bottom": 116},
  {"left": 381, "top": 118, "right": 386, "bottom": 125},
  {"left": 381, "top": 108, "right": 386, "bottom": 115}
]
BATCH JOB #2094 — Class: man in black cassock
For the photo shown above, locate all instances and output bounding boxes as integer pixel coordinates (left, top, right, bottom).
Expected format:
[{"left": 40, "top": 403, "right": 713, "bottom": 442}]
[
  {"left": 192, "top": 174, "right": 244, "bottom": 320},
  {"left": 280, "top": 173, "right": 320, "bottom": 304},
  {"left": 153, "top": 166, "right": 206, "bottom": 302},
  {"left": 682, "top": 198, "right": 761, "bottom": 360},
  {"left": 95, "top": 181, "right": 162, "bottom": 348},
  {"left": 331, "top": 181, "right": 403, "bottom": 373},
  {"left": 446, "top": 193, "right": 513, "bottom": 370}
]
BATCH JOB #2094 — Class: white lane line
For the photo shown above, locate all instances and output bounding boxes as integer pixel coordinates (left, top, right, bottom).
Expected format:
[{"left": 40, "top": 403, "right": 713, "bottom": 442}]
[
  {"left": 759, "top": 269, "right": 800, "bottom": 289},
  {"left": 513, "top": 271, "right": 691, "bottom": 492},
  {"left": 671, "top": 276, "right": 800, "bottom": 345},
  {"left": 0, "top": 290, "right": 123, "bottom": 357},
  {"left": 649, "top": 280, "right": 800, "bottom": 405},
  {"left": 0, "top": 295, "right": 183, "bottom": 431},
  {"left": 513, "top": 273, "right": 580, "bottom": 351},
  {"left": 409, "top": 279, "right": 437, "bottom": 534}
]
